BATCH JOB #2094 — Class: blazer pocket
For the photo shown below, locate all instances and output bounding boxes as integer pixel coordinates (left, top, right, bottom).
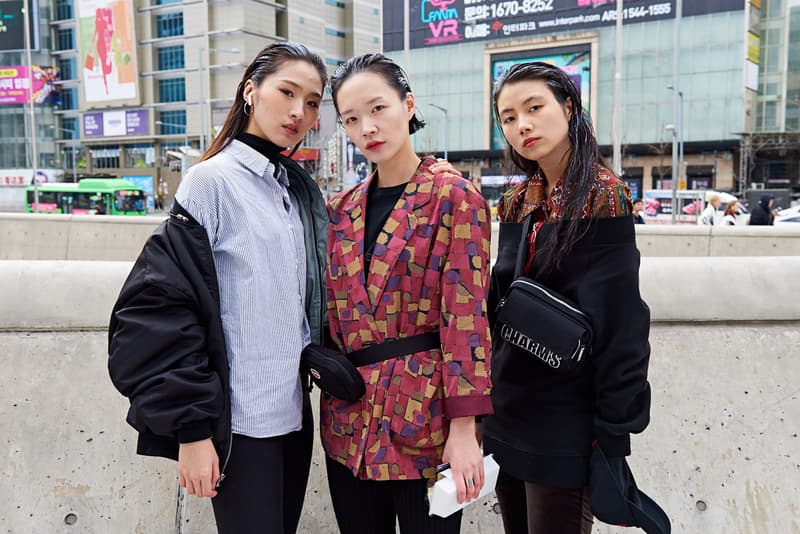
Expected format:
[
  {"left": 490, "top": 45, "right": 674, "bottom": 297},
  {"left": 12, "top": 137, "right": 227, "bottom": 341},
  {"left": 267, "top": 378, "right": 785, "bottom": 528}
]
[{"left": 386, "top": 351, "right": 444, "bottom": 450}]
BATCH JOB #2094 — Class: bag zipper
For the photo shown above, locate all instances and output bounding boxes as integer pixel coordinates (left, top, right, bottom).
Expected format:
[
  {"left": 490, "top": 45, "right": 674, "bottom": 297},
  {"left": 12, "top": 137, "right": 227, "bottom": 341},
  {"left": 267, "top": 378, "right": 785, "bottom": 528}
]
[{"left": 510, "top": 279, "right": 588, "bottom": 318}]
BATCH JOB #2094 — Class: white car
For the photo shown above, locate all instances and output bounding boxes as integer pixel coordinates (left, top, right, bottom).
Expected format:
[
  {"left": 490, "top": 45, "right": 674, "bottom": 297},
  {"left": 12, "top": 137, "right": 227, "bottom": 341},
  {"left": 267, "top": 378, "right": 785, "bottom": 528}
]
[{"left": 775, "top": 205, "right": 800, "bottom": 224}]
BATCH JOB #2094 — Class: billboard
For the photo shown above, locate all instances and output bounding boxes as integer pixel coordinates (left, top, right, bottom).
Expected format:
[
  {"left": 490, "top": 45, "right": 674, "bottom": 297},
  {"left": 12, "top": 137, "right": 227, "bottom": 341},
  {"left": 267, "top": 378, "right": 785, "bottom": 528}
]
[
  {"left": 490, "top": 45, "right": 591, "bottom": 150},
  {"left": 384, "top": 0, "right": 745, "bottom": 51},
  {"left": 76, "top": 0, "right": 138, "bottom": 103},
  {"left": 0, "top": 0, "right": 39, "bottom": 51},
  {"left": 0, "top": 66, "right": 60, "bottom": 105},
  {"left": 83, "top": 109, "right": 148, "bottom": 137}
]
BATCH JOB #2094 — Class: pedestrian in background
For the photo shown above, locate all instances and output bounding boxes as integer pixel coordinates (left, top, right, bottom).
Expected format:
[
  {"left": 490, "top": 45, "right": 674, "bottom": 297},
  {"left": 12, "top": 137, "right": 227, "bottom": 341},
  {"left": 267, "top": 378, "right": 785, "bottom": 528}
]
[
  {"left": 698, "top": 193, "right": 721, "bottom": 225},
  {"left": 632, "top": 198, "right": 646, "bottom": 224},
  {"left": 749, "top": 194, "right": 776, "bottom": 225},
  {"left": 108, "top": 41, "right": 329, "bottom": 534},
  {"left": 323, "top": 53, "right": 493, "bottom": 534},
  {"left": 722, "top": 199, "right": 740, "bottom": 226},
  {"left": 483, "top": 61, "right": 653, "bottom": 534}
]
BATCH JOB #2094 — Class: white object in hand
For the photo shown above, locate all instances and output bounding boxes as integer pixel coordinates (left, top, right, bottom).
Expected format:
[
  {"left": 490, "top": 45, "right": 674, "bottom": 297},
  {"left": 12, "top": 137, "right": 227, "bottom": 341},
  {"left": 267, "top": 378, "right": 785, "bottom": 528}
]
[{"left": 428, "top": 454, "right": 500, "bottom": 518}]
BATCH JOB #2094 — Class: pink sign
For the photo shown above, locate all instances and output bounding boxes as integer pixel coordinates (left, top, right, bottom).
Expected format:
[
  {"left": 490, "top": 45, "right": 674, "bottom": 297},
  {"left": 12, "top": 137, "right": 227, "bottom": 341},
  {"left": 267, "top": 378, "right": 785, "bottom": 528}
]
[{"left": 0, "top": 65, "right": 60, "bottom": 105}]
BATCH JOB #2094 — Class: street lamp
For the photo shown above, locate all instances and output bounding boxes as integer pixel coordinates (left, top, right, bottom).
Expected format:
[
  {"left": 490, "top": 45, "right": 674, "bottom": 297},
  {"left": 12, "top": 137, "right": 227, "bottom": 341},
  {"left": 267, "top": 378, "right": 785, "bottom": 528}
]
[
  {"left": 198, "top": 47, "right": 240, "bottom": 152},
  {"left": 429, "top": 104, "right": 448, "bottom": 161},
  {"left": 667, "top": 85, "right": 684, "bottom": 190},
  {"left": 51, "top": 126, "right": 79, "bottom": 182},
  {"left": 156, "top": 120, "right": 188, "bottom": 150}
]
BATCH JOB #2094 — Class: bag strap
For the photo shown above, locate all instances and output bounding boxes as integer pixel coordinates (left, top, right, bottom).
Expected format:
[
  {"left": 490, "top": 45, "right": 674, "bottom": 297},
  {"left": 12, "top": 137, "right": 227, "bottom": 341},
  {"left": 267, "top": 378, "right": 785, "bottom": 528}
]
[
  {"left": 347, "top": 331, "right": 440, "bottom": 367},
  {"left": 513, "top": 214, "right": 534, "bottom": 279}
]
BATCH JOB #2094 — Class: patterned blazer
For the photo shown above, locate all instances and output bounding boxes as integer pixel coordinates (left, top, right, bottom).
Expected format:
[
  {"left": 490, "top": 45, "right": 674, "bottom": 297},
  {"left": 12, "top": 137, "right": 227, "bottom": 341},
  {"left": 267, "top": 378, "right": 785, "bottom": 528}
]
[{"left": 322, "top": 157, "right": 493, "bottom": 481}]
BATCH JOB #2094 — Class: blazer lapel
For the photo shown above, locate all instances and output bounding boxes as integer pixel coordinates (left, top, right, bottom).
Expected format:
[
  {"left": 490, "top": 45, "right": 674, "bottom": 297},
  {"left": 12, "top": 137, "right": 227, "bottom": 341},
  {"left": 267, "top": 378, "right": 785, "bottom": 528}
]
[
  {"left": 336, "top": 178, "right": 372, "bottom": 314},
  {"left": 365, "top": 160, "right": 435, "bottom": 312}
]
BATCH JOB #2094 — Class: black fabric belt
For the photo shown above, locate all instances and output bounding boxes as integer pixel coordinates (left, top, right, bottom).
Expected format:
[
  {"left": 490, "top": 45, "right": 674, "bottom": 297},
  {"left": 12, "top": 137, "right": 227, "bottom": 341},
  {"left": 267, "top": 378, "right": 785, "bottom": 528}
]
[{"left": 347, "top": 331, "right": 440, "bottom": 367}]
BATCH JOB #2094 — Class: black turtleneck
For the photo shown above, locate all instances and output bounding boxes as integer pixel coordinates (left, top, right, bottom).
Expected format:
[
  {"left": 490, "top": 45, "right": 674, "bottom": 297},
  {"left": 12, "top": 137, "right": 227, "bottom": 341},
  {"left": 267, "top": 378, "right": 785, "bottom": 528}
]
[{"left": 236, "top": 132, "right": 284, "bottom": 163}]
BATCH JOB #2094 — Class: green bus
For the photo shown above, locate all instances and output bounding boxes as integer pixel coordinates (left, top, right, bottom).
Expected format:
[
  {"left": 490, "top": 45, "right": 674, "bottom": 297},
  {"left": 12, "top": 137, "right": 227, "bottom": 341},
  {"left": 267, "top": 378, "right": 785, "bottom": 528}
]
[{"left": 25, "top": 178, "right": 147, "bottom": 216}]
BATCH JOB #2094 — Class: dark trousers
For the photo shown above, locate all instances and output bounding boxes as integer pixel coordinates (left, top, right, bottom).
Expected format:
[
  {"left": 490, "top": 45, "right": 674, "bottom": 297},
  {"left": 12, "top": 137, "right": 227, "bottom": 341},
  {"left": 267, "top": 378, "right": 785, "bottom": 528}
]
[
  {"left": 325, "top": 455, "right": 462, "bottom": 534},
  {"left": 211, "top": 394, "right": 313, "bottom": 534},
  {"left": 495, "top": 470, "right": 593, "bottom": 534}
]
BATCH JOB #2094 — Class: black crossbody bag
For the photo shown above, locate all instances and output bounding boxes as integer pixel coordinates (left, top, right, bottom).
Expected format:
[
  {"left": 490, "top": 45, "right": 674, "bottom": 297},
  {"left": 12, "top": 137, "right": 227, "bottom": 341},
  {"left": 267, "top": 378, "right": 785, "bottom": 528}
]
[
  {"left": 494, "top": 215, "right": 593, "bottom": 373},
  {"left": 300, "top": 331, "right": 440, "bottom": 402}
]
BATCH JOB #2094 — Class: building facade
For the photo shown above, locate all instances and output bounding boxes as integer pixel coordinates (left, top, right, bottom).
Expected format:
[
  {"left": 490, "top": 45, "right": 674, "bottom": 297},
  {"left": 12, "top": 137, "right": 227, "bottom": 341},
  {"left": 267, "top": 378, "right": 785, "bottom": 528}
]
[
  {"left": 382, "top": 0, "right": 799, "bottom": 212},
  {"left": 0, "top": 0, "right": 381, "bottom": 210}
]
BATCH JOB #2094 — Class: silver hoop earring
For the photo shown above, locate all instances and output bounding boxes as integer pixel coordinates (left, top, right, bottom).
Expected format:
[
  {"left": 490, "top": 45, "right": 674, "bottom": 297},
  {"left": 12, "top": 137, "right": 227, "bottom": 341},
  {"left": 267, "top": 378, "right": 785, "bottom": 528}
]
[{"left": 243, "top": 101, "right": 252, "bottom": 115}]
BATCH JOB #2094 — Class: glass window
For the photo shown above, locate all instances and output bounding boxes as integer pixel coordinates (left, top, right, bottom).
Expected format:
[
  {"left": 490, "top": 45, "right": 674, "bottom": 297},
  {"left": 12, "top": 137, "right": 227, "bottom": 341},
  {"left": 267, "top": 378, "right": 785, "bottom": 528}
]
[
  {"left": 158, "top": 78, "right": 185, "bottom": 102},
  {"left": 157, "top": 45, "right": 185, "bottom": 70},
  {"left": 325, "top": 28, "right": 345, "bottom": 38},
  {"left": 156, "top": 0, "right": 182, "bottom": 4},
  {"left": 156, "top": 12, "right": 184, "bottom": 38},
  {"left": 115, "top": 190, "right": 145, "bottom": 213},
  {"left": 55, "top": 0, "right": 73, "bottom": 20},
  {"left": 91, "top": 145, "right": 121, "bottom": 169},
  {"left": 62, "top": 117, "right": 79, "bottom": 138},
  {"left": 325, "top": 0, "right": 345, "bottom": 7},
  {"left": 158, "top": 110, "right": 186, "bottom": 135},
  {"left": 125, "top": 144, "right": 156, "bottom": 168},
  {"left": 58, "top": 58, "right": 76, "bottom": 80},
  {"left": 56, "top": 28, "right": 74, "bottom": 51},
  {"left": 764, "top": 101, "right": 777, "bottom": 129}
]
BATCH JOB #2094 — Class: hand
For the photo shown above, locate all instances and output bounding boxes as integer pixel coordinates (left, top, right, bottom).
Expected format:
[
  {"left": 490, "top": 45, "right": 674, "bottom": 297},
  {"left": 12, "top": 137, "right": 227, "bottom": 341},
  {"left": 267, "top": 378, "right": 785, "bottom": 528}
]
[
  {"left": 442, "top": 417, "right": 484, "bottom": 504},
  {"left": 429, "top": 159, "right": 462, "bottom": 177},
  {"left": 178, "top": 438, "right": 220, "bottom": 498}
]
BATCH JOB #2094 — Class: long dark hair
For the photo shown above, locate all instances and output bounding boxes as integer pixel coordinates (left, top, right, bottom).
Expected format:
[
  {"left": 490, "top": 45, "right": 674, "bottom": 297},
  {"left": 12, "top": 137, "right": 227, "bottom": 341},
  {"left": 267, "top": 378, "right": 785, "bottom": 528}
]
[
  {"left": 201, "top": 41, "right": 327, "bottom": 162},
  {"left": 329, "top": 53, "right": 425, "bottom": 135},
  {"left": 493, "top": 61, "right": 611, "bottom": 275}
]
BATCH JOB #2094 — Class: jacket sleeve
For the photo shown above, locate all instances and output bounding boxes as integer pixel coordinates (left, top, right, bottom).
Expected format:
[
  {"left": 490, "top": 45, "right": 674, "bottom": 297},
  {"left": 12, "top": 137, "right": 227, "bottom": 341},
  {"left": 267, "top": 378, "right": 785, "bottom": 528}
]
[
  {"left": 579, "top": 237, "right": 651, "bottom": 457},
  {"left": 108, "top": 251, "right": 224, "bottom": 444},
  {"left": 439, "top": 182, "right": 494, "bottom": 419}
]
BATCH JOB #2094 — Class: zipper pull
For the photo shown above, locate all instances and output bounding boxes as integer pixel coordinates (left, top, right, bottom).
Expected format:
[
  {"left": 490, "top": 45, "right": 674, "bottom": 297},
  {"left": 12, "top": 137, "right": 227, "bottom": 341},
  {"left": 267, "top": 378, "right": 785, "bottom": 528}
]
[{"left": 171, "top": 212, "right": 189, "bottom": 223}]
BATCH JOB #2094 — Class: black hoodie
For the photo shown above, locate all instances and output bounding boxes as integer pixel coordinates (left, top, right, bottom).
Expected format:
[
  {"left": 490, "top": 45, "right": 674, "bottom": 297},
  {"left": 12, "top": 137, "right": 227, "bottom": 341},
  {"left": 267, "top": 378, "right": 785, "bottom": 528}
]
[{"left": 749, "top": 194, "right": 775, "bottom": 225}]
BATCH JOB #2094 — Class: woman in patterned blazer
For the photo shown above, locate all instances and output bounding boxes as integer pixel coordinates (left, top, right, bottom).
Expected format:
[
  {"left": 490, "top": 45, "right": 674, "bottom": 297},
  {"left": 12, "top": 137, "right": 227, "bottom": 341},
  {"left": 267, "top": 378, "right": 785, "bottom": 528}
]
[{"left": 322, "top": 54, "right": 494, "bottom": 534}]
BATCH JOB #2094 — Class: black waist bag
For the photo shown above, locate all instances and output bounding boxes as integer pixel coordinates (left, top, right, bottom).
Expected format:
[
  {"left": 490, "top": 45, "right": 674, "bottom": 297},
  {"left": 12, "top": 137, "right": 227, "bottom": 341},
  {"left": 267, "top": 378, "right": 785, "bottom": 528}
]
[
  {"left": 301, "top": 331, "right": 440, "bottom": 402},
  {"left": 494, "top": 216, "right": 593, "bottom": 373},
  {"left": 300, "top": 344, "right": 365, "bottom": 402}
]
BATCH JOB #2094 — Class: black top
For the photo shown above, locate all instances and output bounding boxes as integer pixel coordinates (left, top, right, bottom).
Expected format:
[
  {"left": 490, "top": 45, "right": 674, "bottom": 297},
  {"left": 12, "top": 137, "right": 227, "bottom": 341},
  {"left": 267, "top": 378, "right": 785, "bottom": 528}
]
[
  {"left": 236, "top": 132, "right": 284, "bottom": 163},
  {"left": 364, "top": 180, "right": 407, "bottom": 266},
  {"left": 484, "top": 216, "right": 651, "bottom": 488}
]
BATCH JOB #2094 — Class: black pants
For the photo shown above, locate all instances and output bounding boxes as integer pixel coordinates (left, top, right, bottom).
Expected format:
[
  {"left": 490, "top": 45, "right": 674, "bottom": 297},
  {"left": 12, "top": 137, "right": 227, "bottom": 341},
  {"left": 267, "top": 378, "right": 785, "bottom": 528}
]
[
  {"left": 211, "top": 393, "right": 313, "bottom": 534},
  {"left": 495, "top": 470, "right": 593, "bottom": 534},
  {"left": 325, "top": 456, "right": 462, "bottom": 534}
]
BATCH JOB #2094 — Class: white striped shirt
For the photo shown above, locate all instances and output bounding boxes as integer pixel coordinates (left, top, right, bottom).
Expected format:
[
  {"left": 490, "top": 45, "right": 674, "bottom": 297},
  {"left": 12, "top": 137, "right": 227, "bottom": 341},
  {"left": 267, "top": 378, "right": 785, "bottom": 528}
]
[{"left": 175, "top": 140, "right": 310, "bottom": 438}]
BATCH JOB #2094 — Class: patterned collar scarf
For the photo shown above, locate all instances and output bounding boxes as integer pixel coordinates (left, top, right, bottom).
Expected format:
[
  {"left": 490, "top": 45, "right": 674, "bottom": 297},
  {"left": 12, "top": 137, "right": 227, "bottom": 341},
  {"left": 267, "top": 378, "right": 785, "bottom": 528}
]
[{"left": 502, "top": 170, "right": 566, "bottom": 224}]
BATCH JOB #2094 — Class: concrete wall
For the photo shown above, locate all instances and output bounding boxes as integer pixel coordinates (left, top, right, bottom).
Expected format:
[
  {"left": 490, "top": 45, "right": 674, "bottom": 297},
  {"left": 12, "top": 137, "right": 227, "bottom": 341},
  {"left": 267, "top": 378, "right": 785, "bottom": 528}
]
[
  {"left": 3, "top": 213, "right": 800, "bottom": 262},
  {"left": 2, "top": 258, "right": 799, "bottom": 533}
]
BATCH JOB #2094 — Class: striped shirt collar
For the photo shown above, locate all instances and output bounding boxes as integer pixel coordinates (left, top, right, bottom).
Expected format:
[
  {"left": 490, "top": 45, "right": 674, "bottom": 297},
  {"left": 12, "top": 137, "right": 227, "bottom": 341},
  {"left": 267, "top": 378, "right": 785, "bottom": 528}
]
[{"left": 224, "top": 139, "right": 287, "bottom": 186}]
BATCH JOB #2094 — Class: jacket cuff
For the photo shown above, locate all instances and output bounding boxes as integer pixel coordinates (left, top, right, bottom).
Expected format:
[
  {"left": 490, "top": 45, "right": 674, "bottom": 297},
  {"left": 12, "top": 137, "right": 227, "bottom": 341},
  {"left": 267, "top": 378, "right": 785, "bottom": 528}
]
[
  {"left": 177, "top": 421, "right": 214, "bottom": 444},
  {"left": 444, "top": 396, "right": 494, "bottom": 419},
  {"left": 595, "top": 429, "right": 631, "bottom": 457}
]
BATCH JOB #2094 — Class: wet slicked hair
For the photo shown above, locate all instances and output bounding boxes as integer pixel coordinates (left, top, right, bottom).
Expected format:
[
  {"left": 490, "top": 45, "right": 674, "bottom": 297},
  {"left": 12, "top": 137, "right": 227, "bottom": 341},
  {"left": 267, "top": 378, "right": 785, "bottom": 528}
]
[
  {"left": 201, "top": 41, "right": 327, "bottom": 162},
  {"left": 330, "top": 53, "right": 425, "bottom": 135},
  {"left": 493, "top": 61, "right": 612, "bottom": 275}
]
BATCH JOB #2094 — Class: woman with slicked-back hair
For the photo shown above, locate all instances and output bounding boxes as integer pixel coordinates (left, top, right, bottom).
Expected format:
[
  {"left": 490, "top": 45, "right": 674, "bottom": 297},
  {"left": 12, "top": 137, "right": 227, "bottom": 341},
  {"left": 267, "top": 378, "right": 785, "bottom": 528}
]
[
  {"left": 322, "top": 53, "right": 493, "bottom": 534},
  {"left": 108, "top": 41, "right": 329, "bottom": 533},
  {"left": 483, "top": 62, "right": 653, "bottom": 533}
]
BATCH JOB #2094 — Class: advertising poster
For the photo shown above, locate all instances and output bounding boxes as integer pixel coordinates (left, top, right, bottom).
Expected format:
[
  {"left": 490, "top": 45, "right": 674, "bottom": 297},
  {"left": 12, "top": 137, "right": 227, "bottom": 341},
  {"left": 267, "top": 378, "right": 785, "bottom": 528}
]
[
  {"left": 0, "top": 0, "right": 38, "bottom": 51},
  {"left": 76, "top": 0, "right": 138, "bottom": 103},
  {"left": 83, "top": 109, "right": 148, "bottom": 137},
  {"left": 490, "top": 45, "right": 591, "bottom": 150},
  {"left": 0, "top": 66, "right": 60, "bottom": 105},
  {"left": 384, "top": 0, "right": 745, "bottom": 51}
]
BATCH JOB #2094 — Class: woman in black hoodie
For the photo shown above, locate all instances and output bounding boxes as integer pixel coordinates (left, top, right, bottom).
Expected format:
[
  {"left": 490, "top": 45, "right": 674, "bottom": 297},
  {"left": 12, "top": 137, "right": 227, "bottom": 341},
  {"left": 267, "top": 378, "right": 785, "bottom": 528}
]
[
  {"left": 749, "top": 194, "right": 776, "bottom": 225},
  {"left": 483, "top": 62, "right": 653, "bottom": 534}
]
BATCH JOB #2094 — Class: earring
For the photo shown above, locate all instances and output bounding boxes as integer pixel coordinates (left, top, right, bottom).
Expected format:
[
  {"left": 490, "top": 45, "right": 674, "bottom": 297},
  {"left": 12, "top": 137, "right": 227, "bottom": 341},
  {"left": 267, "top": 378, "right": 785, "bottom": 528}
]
[{"left": 243, "top": 97, "right": 252, "bottom": 116}]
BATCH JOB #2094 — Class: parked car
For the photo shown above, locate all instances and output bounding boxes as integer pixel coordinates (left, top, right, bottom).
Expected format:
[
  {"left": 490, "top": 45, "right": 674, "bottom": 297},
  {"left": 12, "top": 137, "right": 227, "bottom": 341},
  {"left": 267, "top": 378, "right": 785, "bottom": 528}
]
[{"left": 775, "top": 205, "right": 800, "bottom": 224}]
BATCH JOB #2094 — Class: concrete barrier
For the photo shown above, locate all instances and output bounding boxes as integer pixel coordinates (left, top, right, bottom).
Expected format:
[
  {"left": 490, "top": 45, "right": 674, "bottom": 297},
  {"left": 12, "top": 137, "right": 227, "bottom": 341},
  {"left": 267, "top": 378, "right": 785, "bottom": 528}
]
[
  {"left": 4, "top": 213, "right": 800, "bottom": 261},
  {"left": 1, "top": 258, "right": 799, "bottom": 533}
]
